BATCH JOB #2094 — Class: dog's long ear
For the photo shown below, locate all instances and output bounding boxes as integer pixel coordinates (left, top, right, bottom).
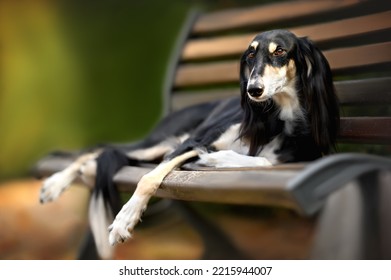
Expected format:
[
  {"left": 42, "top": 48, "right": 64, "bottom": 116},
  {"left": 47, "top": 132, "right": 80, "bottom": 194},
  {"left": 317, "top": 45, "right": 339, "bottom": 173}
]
[
  {"left": 296, "top": 37, "right": 340, "bottom": 154},
  {"left": 239, "top": 51, "right": 250, "bottom": 108}
]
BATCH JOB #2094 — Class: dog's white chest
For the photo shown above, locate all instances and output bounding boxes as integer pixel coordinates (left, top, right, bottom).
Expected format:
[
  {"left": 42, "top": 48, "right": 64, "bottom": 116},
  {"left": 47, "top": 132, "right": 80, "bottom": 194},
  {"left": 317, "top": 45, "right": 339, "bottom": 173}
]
[{"left": 211, "top": 123, "right": 249, "bottom": 155}]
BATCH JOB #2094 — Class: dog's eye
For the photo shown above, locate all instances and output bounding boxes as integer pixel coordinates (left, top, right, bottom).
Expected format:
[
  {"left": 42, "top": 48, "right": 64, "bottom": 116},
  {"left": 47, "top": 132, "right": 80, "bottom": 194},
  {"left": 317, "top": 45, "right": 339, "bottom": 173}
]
[
  {"left": 247, "top": 52, "right": 255, "bottom": 59},
  {"left": 273, "top": 47, "right": 286, "bottom": 56}
]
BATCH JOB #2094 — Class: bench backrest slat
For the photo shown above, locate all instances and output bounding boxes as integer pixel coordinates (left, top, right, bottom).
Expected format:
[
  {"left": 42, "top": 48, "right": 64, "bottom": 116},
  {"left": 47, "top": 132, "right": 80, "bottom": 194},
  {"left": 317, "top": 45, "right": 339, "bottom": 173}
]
[
  {"left": 193, "top": 0, "right": 362, "bottom": 34},
  {"left": 340, "top": 117, "right": 391, "bottom": 144},
  {"left": 172, "top": 77, "right": 391, "bottom": 110},
  {"left": 184, "top": 11, "right": 391, "bottom": 61}
]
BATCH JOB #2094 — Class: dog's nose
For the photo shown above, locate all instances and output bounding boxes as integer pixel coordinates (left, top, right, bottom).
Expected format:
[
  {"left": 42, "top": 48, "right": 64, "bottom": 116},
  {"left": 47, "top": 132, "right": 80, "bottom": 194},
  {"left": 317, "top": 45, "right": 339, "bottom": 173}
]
[{"left": 248, "top": 86, "right": 264, "bottom": 97}]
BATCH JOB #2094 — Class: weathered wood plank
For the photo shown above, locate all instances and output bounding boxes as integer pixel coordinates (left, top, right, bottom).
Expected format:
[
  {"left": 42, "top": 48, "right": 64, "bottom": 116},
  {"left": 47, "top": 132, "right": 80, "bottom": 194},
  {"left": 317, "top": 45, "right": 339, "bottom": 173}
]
[
  {"left": 34, "top": 156, "right": 74, "bottom": 178},
  {"left": 335, "top": 77, "right": 391, "bottom": 105},
  {"left": 114, "top": 165, "right": 302, "bottom": 209},
  {"left": 326, "top": 42, "right": 391, "bottom": 71},
  {"left": 193, "top": 0, "right": 361, "bottom": 34},
  {"left": 291, "top": 10, "right": 391, "bottom": 42},
  {"left": 175, "top": 60, "right": 238, "bottom": 88},
  {"left": 339, "top": 117, "right": 391, "bottom": 144},
  {"left": 184, "top": 11, "right": 391, "bottom": 61}
]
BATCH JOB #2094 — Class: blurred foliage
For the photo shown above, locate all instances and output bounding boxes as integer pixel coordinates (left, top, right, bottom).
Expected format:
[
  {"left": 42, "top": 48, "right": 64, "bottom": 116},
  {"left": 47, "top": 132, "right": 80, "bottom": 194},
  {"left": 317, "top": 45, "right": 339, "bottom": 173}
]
[{"left": 0, "top": 0, "right": 191, "bottom": 179}]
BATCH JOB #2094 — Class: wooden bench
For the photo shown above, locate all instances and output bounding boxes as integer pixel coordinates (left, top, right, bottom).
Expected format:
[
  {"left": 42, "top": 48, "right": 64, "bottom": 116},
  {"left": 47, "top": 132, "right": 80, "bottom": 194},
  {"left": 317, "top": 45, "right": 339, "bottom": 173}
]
[{"left": 35, "top": 0, "right": 391, "bottom": 259}]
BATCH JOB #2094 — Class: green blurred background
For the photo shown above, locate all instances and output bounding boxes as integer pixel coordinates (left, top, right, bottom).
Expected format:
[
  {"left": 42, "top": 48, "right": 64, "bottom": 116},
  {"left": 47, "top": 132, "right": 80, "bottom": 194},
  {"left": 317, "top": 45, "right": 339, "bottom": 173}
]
[
  {"left": 0, "top": 0, "right": 184, "bottom": 179},
  {"left": 1, "top": 0, "right": 274, "bottom": 180}
]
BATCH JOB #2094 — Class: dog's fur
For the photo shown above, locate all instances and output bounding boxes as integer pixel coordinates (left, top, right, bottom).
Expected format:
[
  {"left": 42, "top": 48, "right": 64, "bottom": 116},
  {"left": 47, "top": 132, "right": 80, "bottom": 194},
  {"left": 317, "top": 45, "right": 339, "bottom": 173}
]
[{"left": 39, "top": 30, "right": 339, "bottom": 259}]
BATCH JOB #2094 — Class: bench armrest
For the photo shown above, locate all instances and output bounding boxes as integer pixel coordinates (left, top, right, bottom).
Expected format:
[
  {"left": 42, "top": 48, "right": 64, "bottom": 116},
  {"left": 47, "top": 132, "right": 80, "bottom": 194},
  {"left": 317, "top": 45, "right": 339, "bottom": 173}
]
[{"left": 34, "top": 152, "right": 391, "bottom": 216}]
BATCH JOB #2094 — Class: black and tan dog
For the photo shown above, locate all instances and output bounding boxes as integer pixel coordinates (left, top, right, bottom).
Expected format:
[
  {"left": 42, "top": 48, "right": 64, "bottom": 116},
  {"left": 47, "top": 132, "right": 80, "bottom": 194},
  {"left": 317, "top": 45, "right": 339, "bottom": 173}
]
[{"left": 40, "top": 30, "right": 339, "bottom": 258}]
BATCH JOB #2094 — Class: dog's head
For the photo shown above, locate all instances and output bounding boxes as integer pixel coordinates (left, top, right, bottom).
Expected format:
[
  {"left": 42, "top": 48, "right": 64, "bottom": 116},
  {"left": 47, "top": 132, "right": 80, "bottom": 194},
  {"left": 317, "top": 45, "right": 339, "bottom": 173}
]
[
  {"left": 240, "top": 30, "right": 299, "bottom": 104},
  {"left": 240, "top": 29, "right": 339, "bottom": 155}
]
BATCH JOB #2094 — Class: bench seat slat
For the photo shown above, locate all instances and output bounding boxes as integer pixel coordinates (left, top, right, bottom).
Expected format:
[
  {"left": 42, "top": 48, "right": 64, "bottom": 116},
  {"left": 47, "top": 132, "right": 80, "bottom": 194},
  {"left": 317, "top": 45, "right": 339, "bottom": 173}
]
[{"left": 114, "top": 165, "right": 302, "bottom": 209}]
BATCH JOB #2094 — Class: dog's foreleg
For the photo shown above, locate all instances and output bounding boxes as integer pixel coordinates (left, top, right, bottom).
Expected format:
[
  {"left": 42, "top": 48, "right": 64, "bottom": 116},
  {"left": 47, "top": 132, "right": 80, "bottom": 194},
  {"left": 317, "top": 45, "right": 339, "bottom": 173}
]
[
  {"left": 79, "top": 159, "right": 97, "bottom": 188},
  {"left": 40, "top": 151, "right": 101, "bottom": 203},
  {"left": 197, "top": 150, "right": 272, "bottom": 168},
  {"left": 108, "top": 150, "right": 198, "bottom": 245}
]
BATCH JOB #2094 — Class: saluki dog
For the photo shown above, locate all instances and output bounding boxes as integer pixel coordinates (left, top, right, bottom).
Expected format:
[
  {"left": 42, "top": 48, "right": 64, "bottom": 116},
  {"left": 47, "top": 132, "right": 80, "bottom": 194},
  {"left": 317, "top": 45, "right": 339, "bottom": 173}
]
[{"left": 39, "top": 30, "right": 339, "bottom": 259}]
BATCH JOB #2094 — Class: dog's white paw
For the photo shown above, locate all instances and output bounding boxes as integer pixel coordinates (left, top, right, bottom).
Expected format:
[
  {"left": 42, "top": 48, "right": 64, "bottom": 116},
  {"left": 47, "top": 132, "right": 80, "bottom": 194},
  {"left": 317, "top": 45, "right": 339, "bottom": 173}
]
[
  {"left": 80, "top": 159, "right": 97, "bottom": 187},
  {"left": 39, "top": 171, "right": 74, "bottom": 203},
  {"left": 197, "top": 150, "right": 272, "bottom": 168},
  {"left": 108, "top": 195, "right": 147, "bottom": 245}
]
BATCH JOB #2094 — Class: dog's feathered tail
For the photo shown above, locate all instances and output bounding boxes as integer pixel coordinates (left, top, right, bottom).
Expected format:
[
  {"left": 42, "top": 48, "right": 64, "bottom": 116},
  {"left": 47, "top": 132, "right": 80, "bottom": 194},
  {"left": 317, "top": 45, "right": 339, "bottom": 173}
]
[{"left": 88, "top": 148, "right": 130, "bottom": 259}]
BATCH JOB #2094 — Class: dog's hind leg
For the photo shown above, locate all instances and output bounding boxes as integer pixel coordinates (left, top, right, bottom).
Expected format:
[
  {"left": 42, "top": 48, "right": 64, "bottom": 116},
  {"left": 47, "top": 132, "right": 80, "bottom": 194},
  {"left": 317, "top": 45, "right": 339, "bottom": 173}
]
[
  {"left": 39, "top": 150, "right": 101, "bottom": 204},
  {"left": 108, "top": 149, "right": 199, "bottom": 245}
]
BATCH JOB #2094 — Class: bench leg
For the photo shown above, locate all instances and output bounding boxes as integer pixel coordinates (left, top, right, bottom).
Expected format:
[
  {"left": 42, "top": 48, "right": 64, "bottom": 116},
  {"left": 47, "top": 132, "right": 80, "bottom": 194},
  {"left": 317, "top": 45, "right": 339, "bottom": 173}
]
[
  {"left": 358, "top": 171, "right": 380, "bottom": 259},
  {"left": 311, "top": 170, "right": 390, "bottom": 259},
  {"left": 173, "top": 201, "right": 246, "bottom": 260},
  {"left": 378, "top": 171, "right": 391, "bottom": 259},
  {"left": 310, "top": 180, "right": 363, "bottom": 259}
]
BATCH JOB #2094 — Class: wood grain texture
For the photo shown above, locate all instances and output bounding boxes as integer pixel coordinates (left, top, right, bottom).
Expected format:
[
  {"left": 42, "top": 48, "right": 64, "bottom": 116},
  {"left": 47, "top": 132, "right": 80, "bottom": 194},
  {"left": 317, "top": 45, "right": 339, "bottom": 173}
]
[
  {"left": 114, "top": 165, "right": 303, "bottom": 209},
  {"left": 193, "top": 0, "right": 360, "bottom": 34},
  {"left": 183, "top": 11, "right": 391, "bottom": 61},
  {"left": 339, "top": 117, "right": 391, "bottom": 144}
]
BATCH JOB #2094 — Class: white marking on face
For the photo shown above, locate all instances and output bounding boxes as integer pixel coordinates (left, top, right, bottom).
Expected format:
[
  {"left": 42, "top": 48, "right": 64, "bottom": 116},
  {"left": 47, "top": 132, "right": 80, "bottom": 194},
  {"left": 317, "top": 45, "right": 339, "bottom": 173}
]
[
  {"left": 268, "top": 60, "right": 304, "bottom": 125},
  {"left": 268, "top": 42, "right": 278, "bottom": 54},
  {"left": 248, "top": 60, "right": 296, "bottom": 102},
  {"left": 246, "top": 59, "right": 304, "bottom": 127},
  {"left": 250, "top": 41, "right": 259, "bottom": 49},
  {"left": 247, "top": 66, "right": 259, "bottom": 92}
]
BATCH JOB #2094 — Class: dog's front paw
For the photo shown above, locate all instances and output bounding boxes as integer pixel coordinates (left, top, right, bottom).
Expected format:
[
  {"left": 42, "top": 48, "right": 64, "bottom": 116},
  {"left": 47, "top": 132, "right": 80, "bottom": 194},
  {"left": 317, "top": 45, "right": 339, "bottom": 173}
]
[
  {"left": 108, "top": 221, "right": 133, "bottom": 245},
  {"left": 197, "top": 150, "right": 272, "bottom": 168},
  {"left": 39, "top": 171, "right": 74, "bottom": 204},
  {"left": 108, "top": 195, "right": 147, "bottom": 246}
]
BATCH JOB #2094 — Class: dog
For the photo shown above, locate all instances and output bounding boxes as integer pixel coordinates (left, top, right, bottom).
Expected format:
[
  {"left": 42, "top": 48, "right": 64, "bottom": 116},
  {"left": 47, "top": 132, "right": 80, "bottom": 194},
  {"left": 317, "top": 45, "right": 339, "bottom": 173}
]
[{"left": 39, "top": 30, "right": 339, "bottom": 259}]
